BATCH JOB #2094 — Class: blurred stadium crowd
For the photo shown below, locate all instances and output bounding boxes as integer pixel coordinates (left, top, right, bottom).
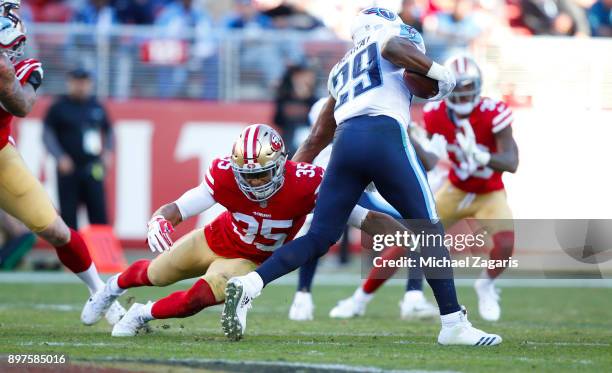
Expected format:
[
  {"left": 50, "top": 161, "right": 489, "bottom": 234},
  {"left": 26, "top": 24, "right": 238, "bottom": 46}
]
[
  {"left": 23, "top": 0, "right": 612, "bottom": 37},
  {"left": 21, "top": 0, "right": 612, "bottom": 38},
  {"left": 18, "top": 0, "right": 612, "bottom": 103}
]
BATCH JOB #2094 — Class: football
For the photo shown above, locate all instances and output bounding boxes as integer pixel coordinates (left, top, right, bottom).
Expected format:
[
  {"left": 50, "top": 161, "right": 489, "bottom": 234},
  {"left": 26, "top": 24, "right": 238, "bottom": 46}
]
[{"left": 403, "top": 70, "right": 439, "bottom": 99}]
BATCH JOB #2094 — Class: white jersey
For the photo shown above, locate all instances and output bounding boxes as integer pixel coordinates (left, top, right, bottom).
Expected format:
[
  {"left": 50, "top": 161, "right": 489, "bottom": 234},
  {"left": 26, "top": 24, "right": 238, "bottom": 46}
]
[{"left": 327, "top": 23, "right": 425, "bottom": 130}]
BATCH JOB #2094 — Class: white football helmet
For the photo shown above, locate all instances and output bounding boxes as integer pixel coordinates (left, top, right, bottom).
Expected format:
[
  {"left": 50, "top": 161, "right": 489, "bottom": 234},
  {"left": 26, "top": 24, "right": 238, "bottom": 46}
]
[
  {"left": 1, "top": 1, "right": 20, "bottom": 25},
  {"left": 0, "top": 15, "right": 24, "bottom": 60},
  {"left": 350, "top": 7, "right": 403, "bottom": 46},
  {"left": 350, "top": 7, "right": 426, "bottom": 54},
  {"left": 444, "top": 55, "right": 482, "bottom": 116},
  {"left": 231, "top": 124, "right": 287, "bottom": 202},
  {"left": 0, "top": 0, "right": 19, "bottom": 13}
]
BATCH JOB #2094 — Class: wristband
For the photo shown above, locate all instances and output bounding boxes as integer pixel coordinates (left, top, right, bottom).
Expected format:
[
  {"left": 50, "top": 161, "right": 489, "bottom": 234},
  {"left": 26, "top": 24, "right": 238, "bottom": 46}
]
[{"left": 426, "top": 62, "right": 450, "bottom": 81}]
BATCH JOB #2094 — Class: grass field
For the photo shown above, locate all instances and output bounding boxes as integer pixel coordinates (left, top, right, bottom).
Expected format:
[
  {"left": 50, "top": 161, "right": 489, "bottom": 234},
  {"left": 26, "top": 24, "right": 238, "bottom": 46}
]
[{"left": 0, "top": 280, "right": 611, "bottom": 372}]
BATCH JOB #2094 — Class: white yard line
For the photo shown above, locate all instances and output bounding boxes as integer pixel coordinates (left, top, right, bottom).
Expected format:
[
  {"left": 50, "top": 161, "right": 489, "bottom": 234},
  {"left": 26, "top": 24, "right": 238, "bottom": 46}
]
[
  {"left": 33, "top": 304, "right": 80, "bottom": 312},
  {"left": 1, "top": 272, "right": 612, "bottom": 287},
  {"left": 522, "top": 341, "right": 610, "bottom": 347}
]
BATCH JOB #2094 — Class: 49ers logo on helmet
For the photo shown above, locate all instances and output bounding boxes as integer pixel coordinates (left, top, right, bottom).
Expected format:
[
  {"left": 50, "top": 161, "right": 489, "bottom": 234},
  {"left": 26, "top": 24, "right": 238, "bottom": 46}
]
[{"left": 270, "top": 134, "right": 283, "bottom": 151}]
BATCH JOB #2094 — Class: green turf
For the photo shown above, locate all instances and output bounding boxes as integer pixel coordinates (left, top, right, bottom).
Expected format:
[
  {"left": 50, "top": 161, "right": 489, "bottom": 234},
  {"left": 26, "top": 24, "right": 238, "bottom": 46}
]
[{"left": 0, "top": 282, "right": 610, "bottom": 372}]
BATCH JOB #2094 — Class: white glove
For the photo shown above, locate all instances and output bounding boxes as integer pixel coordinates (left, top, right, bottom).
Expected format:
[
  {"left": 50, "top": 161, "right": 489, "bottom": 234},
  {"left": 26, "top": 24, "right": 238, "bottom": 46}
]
[
  {"left": 147, "top": 215, "right": 175, "bottom": 253},
  {"left": 456, "top": 132, "right": 491, "bottom": 167},
  {"left": 425, "top": 62, "right": 456, "bottom": 101},
  {"left": 456, "top": 133, "right": 478, "bottom": 174},
  {"left": 427, "top": 133, "right": 448, "bottom": 159}
]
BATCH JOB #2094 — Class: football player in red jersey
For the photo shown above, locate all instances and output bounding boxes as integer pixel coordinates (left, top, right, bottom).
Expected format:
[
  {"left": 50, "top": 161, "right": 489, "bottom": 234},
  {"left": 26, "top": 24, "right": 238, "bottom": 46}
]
[
  {"left": 81, "top": 124, "right": 408, "bottom": 336},
  {"left": 421, "top": 55, "right": 518, "bottom": 321},
  {"left": 0, "top": 3, "right": 126, "bottom": 325},
  {"left": 330, "top": 55, "right": 518, "bottom": 322}
]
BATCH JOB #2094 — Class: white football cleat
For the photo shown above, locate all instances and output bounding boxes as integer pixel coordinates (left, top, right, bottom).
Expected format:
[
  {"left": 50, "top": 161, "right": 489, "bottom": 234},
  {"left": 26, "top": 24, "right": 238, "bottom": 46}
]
[
  {"left": 329, "top": 288, "right": 372, "bottom": 319},
  {"left": 474, "top": 278, "right": 501, "bottom": 321},
  {"left": 104, "top": 300, "right": 127, "bottom": 326},
  {"left": 399, "top": 290, "right": 438, "bottom": 320},
  {"left": 222, "top": 276, "right": 259, "bottom": 341},
  {"left": 288, "top": 291, "right": 314, "bottom": 321},
  {"left": 438, "top": 307, "right": 502, "bottom": 346},
  {"left": 112, "top": 302, "right": 150, "bottom": 337},
  {"left": 81, "top": 274, "right": 125, "bottom": 326}
]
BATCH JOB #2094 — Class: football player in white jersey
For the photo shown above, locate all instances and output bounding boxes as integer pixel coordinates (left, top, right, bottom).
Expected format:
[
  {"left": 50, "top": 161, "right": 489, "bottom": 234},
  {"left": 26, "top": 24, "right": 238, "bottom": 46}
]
[
  {"left": 288, "top": 97, "right": 438, "bottom": 322},
  {"left": 223, "top": 7, "right": 502, "bottom": 346}
]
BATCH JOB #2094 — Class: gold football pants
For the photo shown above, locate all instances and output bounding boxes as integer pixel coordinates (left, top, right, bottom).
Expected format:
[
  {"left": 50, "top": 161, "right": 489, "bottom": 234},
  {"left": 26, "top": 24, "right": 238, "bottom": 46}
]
[
  {"left": 0, "top": 144, "right": 57, "bottom": 232},
  {"left": 147, "top": 228, "right": 258, "bottom": 301}
]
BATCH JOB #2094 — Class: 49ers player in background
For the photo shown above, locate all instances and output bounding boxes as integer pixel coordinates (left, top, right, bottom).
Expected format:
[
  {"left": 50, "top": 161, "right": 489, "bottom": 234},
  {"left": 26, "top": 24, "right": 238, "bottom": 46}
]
[
  {"left": 0, "top": 0, "right": 125, "bottom": 324},
  {"left": 331, "top": 55, "right": 518, "bottom": 322},
  {"left": 81, "top": 124, "right": 406, "bottom": 336},
  {"left": 423, "top": 55, "right": 518, "bottom": 321}
]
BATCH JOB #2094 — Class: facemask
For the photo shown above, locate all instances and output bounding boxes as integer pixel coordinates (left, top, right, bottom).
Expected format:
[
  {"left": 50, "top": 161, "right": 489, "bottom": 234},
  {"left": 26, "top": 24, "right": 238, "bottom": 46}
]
[{"left": 446, "top": 101, "right": 475, "bottom": 116}]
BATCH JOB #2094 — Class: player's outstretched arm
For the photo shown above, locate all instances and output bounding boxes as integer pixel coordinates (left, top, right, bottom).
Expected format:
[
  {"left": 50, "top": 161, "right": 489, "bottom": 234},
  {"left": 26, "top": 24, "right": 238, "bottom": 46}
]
[
  {"left": 0, "top": 54, "right": 36, "bottom": 117},
  {"left": 147, "top": 183, "right": 216, "bottom": 252},
  {"left": 487, "top": 126, "right": 519, "bottom": 173},
  {"left": 151, "top": 203, "right": 183, "bottom": 227},
  {"left": 292, "top": 97, "right": 337, "bottom": 163},
  {"left": 381, "top": 36, "right": 455, "bottom": 100}
]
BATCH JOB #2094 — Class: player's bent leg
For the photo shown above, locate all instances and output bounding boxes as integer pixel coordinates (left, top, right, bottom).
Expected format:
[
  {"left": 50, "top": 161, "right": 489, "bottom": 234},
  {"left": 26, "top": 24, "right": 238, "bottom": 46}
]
[
  {"left": 112, "top": 278, "right": 220, "bottom": 337},
  {"left": 0, "top": 145, "right": 122, "bottom": 323},
  {"left": 83, "top": 228, "right": 215, "bottom": 326},
  {"left": 113, "top": 256, "right": 257, "bottom": 337},
  {"left": 147, "top": 227, "right": 217, "bottom": 286}
]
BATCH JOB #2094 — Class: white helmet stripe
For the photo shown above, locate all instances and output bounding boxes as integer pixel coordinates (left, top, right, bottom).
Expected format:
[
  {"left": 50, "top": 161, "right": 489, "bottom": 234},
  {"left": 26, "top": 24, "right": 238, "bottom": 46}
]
[
  {"left": 242, "top": 126, "right": 252, "bottom": 161},
  {"left": 245, "top": 124, "right": 258, "bottom": 162}
]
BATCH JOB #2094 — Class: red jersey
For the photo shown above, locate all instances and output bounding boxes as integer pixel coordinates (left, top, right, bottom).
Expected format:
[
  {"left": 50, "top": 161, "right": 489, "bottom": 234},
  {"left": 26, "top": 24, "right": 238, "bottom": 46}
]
[
  {"left": 203, "top": 157, "right": 324, "bottom": 264},
  {"left": 423, "top": 98, "right": 513, "bottom": 194},
  {"left": 0, "top": 59, "right": 42, "bottom": 148}
]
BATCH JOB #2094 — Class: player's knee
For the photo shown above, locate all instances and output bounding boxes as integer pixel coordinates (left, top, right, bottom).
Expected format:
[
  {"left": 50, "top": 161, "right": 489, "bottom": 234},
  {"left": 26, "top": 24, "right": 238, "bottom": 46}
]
[
  {"left": 147, "top": 266, "right": 173, "bottom": 287},
  {"left": 202, "top": 273, "right": 226, "bottom": 301},
  {"left": 36, "top": 217, "right": 70, "bottom": 246}
]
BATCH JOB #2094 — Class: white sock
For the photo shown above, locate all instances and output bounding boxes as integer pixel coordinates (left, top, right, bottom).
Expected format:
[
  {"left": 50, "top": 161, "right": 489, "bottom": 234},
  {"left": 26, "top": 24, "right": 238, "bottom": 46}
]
[
  {"left": 354, "top": 287, "right": 373, "bottom": 304},
  {"left": 295, "top": 291, "right": 312, "bottom": 302},
  {"left": 479, "top": 269, "right": 494, "bottom": 282},
  {"left": 107, "top": 274, "right": 125, "bottom": 296},
  {"left": 440, "top": 309, "right": 465, "bottom": 328},
  {"left": 404, "top": 290, "right": 425, "bottom": 303},
  {"left": 75, "top": 263, "right": 105, "bottom": 294},
  {"left": 243, "top": 272, "right": 264, "bottom": 297},
  {"left": 141, "top": 301, "right": 155, "bottom": 322}
]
